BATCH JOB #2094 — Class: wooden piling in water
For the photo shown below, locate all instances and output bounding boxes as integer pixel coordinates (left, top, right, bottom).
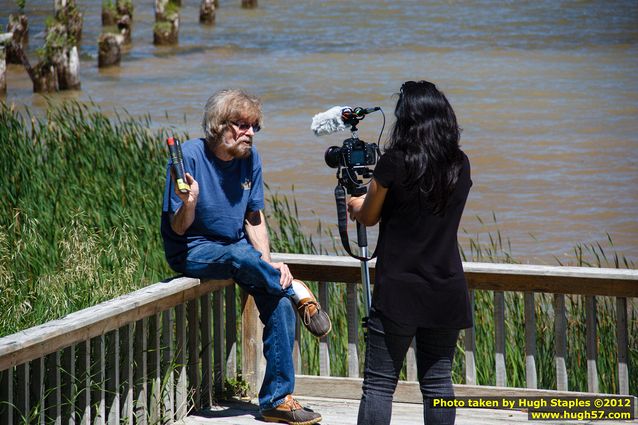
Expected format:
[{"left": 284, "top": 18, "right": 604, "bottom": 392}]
[
  {"left": 241, "top": 0, "right": 257, "bottom": 8},
  {"left": 200, "top": 0, "right": 216, "bottom": 25},
  {"left": 98, "top": 33, "right": 124, "bottom": 67},
  {"left": 154, "top": 0, "right": 180, "bottom": 45},
  {"left": 5, "top": 14, "right": 29, "bottom": 65},
  {"left": 0, "top": 35, "right": 8, "bottom": 96}
]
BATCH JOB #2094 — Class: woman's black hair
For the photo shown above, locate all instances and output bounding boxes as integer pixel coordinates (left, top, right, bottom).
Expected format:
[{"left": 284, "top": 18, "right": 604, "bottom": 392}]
[{"left": 386, "top": 80, "right": 464, "bottom": 215}]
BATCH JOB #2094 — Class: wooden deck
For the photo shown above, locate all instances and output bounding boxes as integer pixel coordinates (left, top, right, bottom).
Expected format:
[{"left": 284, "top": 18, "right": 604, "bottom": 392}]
[{"left": 179, "top": 396, "right": 629, "bottom": 425}]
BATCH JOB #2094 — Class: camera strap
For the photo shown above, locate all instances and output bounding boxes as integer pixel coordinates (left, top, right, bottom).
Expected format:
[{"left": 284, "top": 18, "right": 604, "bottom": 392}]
[{"left": 334, "top": 185, "right": 377, "bottom": 261}]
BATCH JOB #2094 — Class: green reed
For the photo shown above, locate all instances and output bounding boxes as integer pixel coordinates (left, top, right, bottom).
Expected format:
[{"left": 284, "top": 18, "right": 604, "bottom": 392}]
[
  {"left": 454, "top": 213, "right": 637, "bottom": 395},
  {"left": 1, "top": 100, "right": 635, "bottom": 396}
]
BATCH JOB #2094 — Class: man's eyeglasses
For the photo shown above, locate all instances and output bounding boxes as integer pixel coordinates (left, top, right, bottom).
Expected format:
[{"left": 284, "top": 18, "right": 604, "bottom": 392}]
[{"left": 230, "top": 121, "right": 261, "bottom": 133}]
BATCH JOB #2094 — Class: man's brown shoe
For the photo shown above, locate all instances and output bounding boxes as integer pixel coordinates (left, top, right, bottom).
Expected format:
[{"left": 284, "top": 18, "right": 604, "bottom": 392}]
[
  {"left": 260, "top": 395, "right": 322, "bottom": 425},
  {"left": 294, "top": 280, "right": 332, "bottom": 338}
]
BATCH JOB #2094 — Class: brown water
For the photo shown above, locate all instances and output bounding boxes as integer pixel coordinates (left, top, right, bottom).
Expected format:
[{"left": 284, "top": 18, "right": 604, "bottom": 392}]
[{"left": 2, "top": 0, "right": 637, "bottom": 264}]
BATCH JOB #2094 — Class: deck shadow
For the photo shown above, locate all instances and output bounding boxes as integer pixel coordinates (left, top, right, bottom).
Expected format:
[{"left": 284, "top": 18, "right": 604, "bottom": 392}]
[{"left": 191, "top": 399, "right": 261, "bottom": 420}]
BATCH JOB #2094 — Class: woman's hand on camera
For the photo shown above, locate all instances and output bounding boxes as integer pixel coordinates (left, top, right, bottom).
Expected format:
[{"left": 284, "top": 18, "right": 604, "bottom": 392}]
[{"left": 347, "top": 195, "right": 366, "bottom": 221}]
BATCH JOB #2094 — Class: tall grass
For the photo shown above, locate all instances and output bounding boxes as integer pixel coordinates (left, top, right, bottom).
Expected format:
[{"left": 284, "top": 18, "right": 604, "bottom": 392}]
[
  {"left": 0, "top": 101, "right": 178, "bottom": 336},
  {"left": 1, "top": 101, "right": 635, "bottom": 396}
]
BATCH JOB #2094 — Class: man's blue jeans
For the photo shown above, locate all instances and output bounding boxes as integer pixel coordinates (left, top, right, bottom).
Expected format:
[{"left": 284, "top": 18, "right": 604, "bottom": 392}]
[
  {"left": 357, "top": 308, "right": 460, "bottom": 425},
  {"left": 172, "top": 238, "right": 296, "bottom": 410}
]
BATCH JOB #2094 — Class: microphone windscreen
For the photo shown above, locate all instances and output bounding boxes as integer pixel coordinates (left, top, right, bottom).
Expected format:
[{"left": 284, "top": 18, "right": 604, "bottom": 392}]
[{"left": 311, "top": 106, "right": 349, "bottom": 136}]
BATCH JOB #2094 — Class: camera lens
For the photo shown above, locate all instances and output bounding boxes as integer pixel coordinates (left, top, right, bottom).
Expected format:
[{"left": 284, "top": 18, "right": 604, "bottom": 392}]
[{"left": 325, "top": 146, "right": 342, "bottom": 168}]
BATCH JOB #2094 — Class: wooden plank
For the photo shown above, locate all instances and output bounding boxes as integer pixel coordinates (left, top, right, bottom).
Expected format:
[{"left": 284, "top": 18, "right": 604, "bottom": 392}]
[
  {"left": 406, "top": 339, "right": 417, "bottom": 382},
  {"left": 175, "top": 304, "right": 188, "bottom": 420},
  {"left": 119, "top": 324, "right": 134, "bottom": 424},
  {"left": 16, "top": 362, "right": 29, "bottom": 424},
  {"left": 553, "top": 294, "right": 568, "bottom": 391},
  {"left": 464, "top": 290, "right": 477, "bottom": 385},
  {"left": 200, "top": 294, "right": 213, "bottom": 408},
  {"left": 293, "top": 375, "right": 638, "bottom": 405},
  {"left": 187, "top": 299, "right": 200, "bottom": 407},
  {"left": 161, "top": 308, "right": 175, "bottom": 421},
  {"left": 271, "top": 253, "right": 638, "bottom": 297},
  {"left": 133, "top": 319, "right": 147, "bottom": 425},
  {"left": 346, "top": 285, "right": 359, "bottom": 378},
  {"left": 225, "top": 285, "right": 237, "bottom": 380},
  {"left": 148, "top": 314, "right": 161, "bottom": 424},
  {"left": 0, "top": 367, "right": 13, "bottom": 424},
  {"left": 494, "top": 291, "right": 506, "bottom": 387},
  {"left": 213, "top": 290, "right": 225, "bottom": 398},
  {"left": 586, "top": 296, "right": 599, "bottom": 393},
  {"left": 106, "top": 330, "right": 120, "bottom": 425},
  {"left": 91, "top": 335, "right": 106, "bottom": 425},
  {"left": 61, "top": 345, "right": 75, "bottom": 425},
  {"left": 616, "top": 297, "right": 629, "bottom": 395},
  {"left": 318, "top": 282, "right": 330, "bottom": 377},
  {"left": 0, "top": 278, "right": 233, "bottom": 371},
  {"left": 30, "top": 357, "right": 44, "bottom": 425},
  {"left": 44, "top": 351, "right": 61, "bottom": 424},
  {"left": 77, "top": 340, "right": 91, "bottom": 425},
  {"left": 241, "top": 291, "right": 263, "bottom": 398},
  {"left": 524, "top": 292, "right": 537, "bottom": 389},
  {"left": 293, "top": 316, "right": 301, "bottom": 375}
]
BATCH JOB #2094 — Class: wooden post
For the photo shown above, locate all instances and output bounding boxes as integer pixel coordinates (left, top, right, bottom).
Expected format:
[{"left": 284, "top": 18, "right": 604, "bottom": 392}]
[
  {"left": 106, "top": 330, "right": 120, "bottom": 425},
  {"left": 0, "top": 367, "right": 13, "bottom": 424},
  {"left": 120, "top": 324, "right": 134, "bottom": 424},
  {"left": 213, "top": 290, "right": 225, "bottom": 398},
  {"left": 5, "top": 14, "right": 29, "bottom": 65},
  {"left": 175, "top": 304, "right": 188, "bottom": 420},
  {"left": 241, "top": 0, "right": 257, "bottom": 8},
  {"left": 0, "top": 35, "right": 8, "bottom": 96},
  {"left": 616, "top": 297, "right": 629, "bottom": 395},
  {"left": 54, "top": 0, "right": 83, "bottom": 42},
  {"left": 44, "top": 352, "right": 61, "bottom": 423},
  {"left": 91, "top": 335, "right": 106, "bottom": 425},
  {"left": 98, "top": 33, "right": 123, "bottom": 68},
  {"left": 77, "top": 340, "right": 91, "bottom": 425},
  {"left": 200, "top": 294, "right": 213, "bottom": 408},
  {"left": 524, "top": 292, "right": 537, "bottom": 389},
  {"left": 154, "top": 0, "right": 180, "bottom": 45},
  {"left": 148, "top": 314, "right": 161, "bottom": 424},
  {"left": 225, "top": 286, "right": 238, "bottom": 380},
  {"left": 102, "top": 0, "right": 118, "bottom": 25},
  {"left": 241, "top": 290, "right": 264, "bottom": 398},
  {"left": 30, "top": 357, "right": 44, "bottom": 424},
  {"left": 346, "top": 284, "right": 359, "bottom": 378},
  {"left": 61, "top": 345, "right": 76, "bottom": 424},
  {"left": 117, "top": 15, "right": 132, "bottom": 44},
  {"left": 554, "top": 294, "right": 568, "bottom": 391},
  {"left": 187, "top": 299, "right": 200, "bottom": 407},
  {"left": 464, "top": 290, "right": 477, "bottom": 385},
  {"left": 200, "top": 0, "right": 215, "bottom": 24},
  {"left": 494, "top": 291, "right": 507, "bottom": 387},
  {"left": 318, "top": 282, "right": 331, "bottom": 377},
  {"left": 134, "top": 319, "right": 148, "bottom": 425},
  {"left": 58, "top": 45, "right": 81, "bottom": 90},
  {"left": 586, "top": 296, "right": 599, "bottom": 393},
  {"left": 161, "top": 309, "right": 175, "bottom": 421}
]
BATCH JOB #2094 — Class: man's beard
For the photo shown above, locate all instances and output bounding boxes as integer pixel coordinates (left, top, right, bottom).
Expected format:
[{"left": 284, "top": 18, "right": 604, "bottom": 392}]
[{"left": 228, "top": 139, "right": 252, "bottom": 159}]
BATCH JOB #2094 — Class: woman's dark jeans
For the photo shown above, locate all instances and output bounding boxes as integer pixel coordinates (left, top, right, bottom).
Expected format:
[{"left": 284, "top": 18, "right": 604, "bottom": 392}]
[{"left": 357, "top": 309, "right": 460, "bottom": 425}]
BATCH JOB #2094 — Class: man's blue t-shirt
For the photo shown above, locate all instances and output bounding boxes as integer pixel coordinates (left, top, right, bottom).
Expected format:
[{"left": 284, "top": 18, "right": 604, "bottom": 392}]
[{"left": 161, "top": 138, "right": 264, "bottom": 267}]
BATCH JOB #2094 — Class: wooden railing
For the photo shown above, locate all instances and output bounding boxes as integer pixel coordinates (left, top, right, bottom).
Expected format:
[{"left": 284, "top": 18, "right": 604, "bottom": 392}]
[
  {"left": 1, "top": 254, "right": 636, "bottom": 423},
  {"left": 0, "top": 277, "right": 246, "bottom": 424}
]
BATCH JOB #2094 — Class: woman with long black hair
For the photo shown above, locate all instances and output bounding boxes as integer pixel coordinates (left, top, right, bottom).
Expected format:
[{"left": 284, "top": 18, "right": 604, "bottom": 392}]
[{"left": 348, "top": 80, "right": 472, "bottom": 425}]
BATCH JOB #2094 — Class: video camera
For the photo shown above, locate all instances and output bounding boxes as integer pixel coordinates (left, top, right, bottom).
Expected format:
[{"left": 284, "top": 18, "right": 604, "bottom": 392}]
[{"left": 323, "top": 107, "right": 381, "bottom": 196}]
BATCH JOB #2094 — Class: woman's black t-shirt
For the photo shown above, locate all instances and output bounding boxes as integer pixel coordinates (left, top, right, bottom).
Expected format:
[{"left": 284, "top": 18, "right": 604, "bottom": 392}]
[{"left": 372, "top": 149, "right": 473, "bottom": 329}]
